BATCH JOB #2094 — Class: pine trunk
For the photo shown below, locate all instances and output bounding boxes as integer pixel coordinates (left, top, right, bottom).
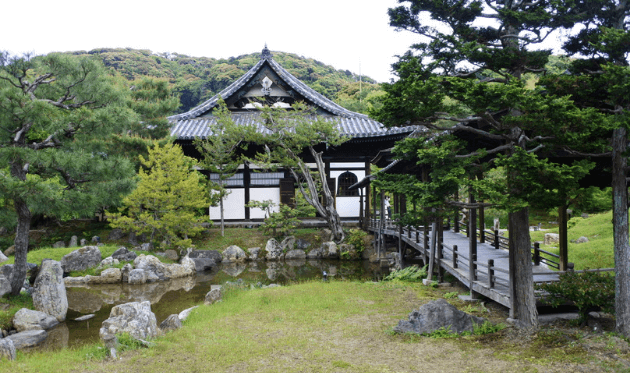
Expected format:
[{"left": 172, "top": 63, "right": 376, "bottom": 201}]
[
  {"left": 10, "top": 197, "right": 31, "bottom": 295},
  {"left": 508, "top": 207, "right": 538, "bottom": 330},
  {"left": 612, "top": 127, "right": 630, "bottom": 336}
]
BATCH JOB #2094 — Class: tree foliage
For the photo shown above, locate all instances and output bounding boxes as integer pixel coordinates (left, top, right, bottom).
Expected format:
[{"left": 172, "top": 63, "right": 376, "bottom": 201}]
[
  {"left": 108, "top": 143, "right": 209, "bottom": 249},
  {"left": 0, "top": 52, "right": 139, "bottom": 295}
]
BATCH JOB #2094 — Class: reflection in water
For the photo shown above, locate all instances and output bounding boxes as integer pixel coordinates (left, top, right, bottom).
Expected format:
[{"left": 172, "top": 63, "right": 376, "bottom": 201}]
[{"left": 41, "top": 259, "right": 386, "bottom": 351}]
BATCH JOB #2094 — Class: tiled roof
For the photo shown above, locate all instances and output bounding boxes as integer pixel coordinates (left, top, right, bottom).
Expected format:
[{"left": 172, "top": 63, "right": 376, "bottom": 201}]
[
  {"left": 169, "top": 47, "right": 417, "bottom": 140},
  {"left": 170, "top": 112, "right": 416, "bottom": 140}
]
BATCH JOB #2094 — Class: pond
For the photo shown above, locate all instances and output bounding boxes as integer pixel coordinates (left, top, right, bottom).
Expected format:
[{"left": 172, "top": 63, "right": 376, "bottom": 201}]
[{"left": 41, "top": 259, "right": 389, "bottom": 350}]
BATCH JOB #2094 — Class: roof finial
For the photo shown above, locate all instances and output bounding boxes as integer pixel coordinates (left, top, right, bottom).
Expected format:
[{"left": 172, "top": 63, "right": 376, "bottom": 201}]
[{"left": 261, "top": 44, "right": 273, "bottom": 60}]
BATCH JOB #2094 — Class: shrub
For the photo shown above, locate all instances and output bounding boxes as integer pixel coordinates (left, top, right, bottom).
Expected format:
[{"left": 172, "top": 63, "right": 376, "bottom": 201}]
[
  {"left": 536, "top": 270, "right": 615, "bottom": 325},
  {"left": 384, "top": 265, "right": 427, "bottom": 282},
  {"left": 259, "top": 204, "right": 301, "bottom": 238},
  {"left": 344, "top": 229, "right": 369, "bottom": 253}
]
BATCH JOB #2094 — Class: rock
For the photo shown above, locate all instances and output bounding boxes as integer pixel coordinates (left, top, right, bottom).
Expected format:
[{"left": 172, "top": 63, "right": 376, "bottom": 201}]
[
  {"left": 165, "top": 256, "right": 196, "bottom": 278},
  {"left": 576, "top": 236, "right": 589, "bottom": 244},
  {"left": 128, "top": 269, "right": 147, "bottom": 285},
  {"left": 39, "top": 323, "right": 69, "bottom": 350},
  {"left": 320, "top": 229, "right": 334, "bottom": 242},
  {"left": 52, "top": 241, "right": 65, "bottom": 248},
  {"left": 322, "top": 241, "right": 339, "bottom": 259},
  {"left": 63, "top": 276, "right": 88, "bottom": 285},
  {"left": 137, "top": 243, "right": 153, "bottom": 252},
  {"left": 121, "top": 263, "right": 133, "bottom": 283},
  {"left": 87, "top": 268, "right": 121, "bottom": 284},
  {"left": 339, "top": 243, "right": 359, "bottom": 260},
  {"left": 5, "top": 330, "right": 47, "bottom": 350},
  {"left": 68, "top": 236, "right": 78, "bottom": 247},
  {"left": 99, "top": 301, "right": 158, "bottom": 341},
  {"left": 134, "top": 254, "right": 169, "bottom": 281},
  {"left": 0, "top": 227, "right": 6, "bottom": 236},
  {"left": 91, "top": 236, "right": 101, "bottom": 243},
  {"left": 12, "top": 308, "right": 59, "bottom": 332},
  {"left": 0, "top": 339, "right": 16, "bottom": 361},
  {"left": 306, "top": 247, "right": 324, "bottom": 259},
  {"left": 265, "top": 238, "right": 283, "bottom": 260},
  {"left": 581, "top": 213, "right": 589, "bottom": 219},
  {"left": 32, "top": 259, "right": 67, "bottom": 322},
  {"left": 204, "top": 288, "right": 222, "bottom": 305},
  {"left": 0, "top": 252, "right": 7, "bottom": 264},
  {"left": 281, "top": 236, "right": 296, "bottom": 252},
  {"left": 79, "top": 239, "right": 87, "bottom": 246},
  {"left": 0, "top": 272, "right": 10, "bottom": 298},
  {"left": 75, "top": 314, "right": 95, "bottom": 321},
  {"left": 296, "top": 239, "right": 311, "bottom": 251},
  {"left": 188, "top": 249, "right": 222, "bottom": 263},
  {"left": 4, "top": 246, "right": 14, "bottom": 256},
  {"left": 285, "top": 249, "right": 306, "bottom": 260},
  {"left": 60, "top": 246, "right": 102, "bottom": 273},
  {"left": 97, "top": 256, "right": 119, "bottom": 269},
  {"left": 248, "top": 247, "right": 261, "bottom": 261},
  {"left": 159, "top": 314, "right": 182, "bottom": 332},
  {"left": 544, "top": 233, "right": 560, "bottom": 246},
  {"left": 164, "top": 249, "right": 179, "bottom": 261},
  {"left": 394, "top": 299, "right": 487, "bottom": 335},
  {"left": 222, "top": 245, "right": 247, "bottom": 262},
  {"left": 112, "top": 246, "right": 138, "bottom": 262},
  {"left": 178, "top": 306, "right": 199, "bottom": 321},
  {"left": 190, "top": 257, "right": 215, "bottom": 272},
  {"left": 108, "top": 228, "right": 127, "bottom": 241}
]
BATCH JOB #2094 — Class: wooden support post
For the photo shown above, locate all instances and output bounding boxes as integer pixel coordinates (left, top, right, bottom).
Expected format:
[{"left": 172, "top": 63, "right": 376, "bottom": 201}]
[
  {"left": 533, "top": 242, "right": 541, "bottom": 266},
  {"left": 365, "top": 161, "right": 371, "bottom": 229},
  {"left": 244, "top": 162, "right": 251, "bottom": 220},
  {"left": 453, "top": 245, "right": 458, "bottom": 269},
  {"left": 380, "top": 189, "right": 385, "bottom": 258},
  {"left": 437, "top": 219, "right": 444, "bottom": 282},
  {"left": 488, "top": 259, "right": 495, "bottom": 288},
  {"left": 454, "top": 189, "right": 460, "bottom": 233},
  {"left": 416, "top": 228, "right": 419, "bottom": 244},
  {"left": 494, "top": 230, "right": 500, "bottom": 249},
  {"left": 469, "top": 192, "right": 478, "bottom": 285},
  {"left": 479, "top": 202, "right": 485, "bottom": 243},
  {"left": 558, "top": 204, "right": 569, "bottom": 271},
  {"left": 423, "top": 222, "right": 429, "bottom": 264}
]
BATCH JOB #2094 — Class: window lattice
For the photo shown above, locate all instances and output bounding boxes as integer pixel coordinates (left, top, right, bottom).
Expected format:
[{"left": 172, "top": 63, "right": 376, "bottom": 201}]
[{"left": 337, "top": 171, "right": 358, "bottom": 197}]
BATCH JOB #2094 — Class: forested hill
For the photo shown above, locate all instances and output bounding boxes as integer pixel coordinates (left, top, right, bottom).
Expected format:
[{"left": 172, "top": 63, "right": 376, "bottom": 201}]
[{"left": 65, "top": 48, "right": 381, "bottom": 114}]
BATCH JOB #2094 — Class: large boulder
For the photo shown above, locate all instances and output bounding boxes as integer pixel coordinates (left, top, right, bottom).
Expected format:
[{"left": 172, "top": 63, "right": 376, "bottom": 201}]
[
  {"left": 394, "top": 299, "right": 487, "bottom": 335},
  {"left": 178, "top": 306, "right": 199, "bottom": 321},
  {"left": 68, "top": 235, "right": 78, "bottom": 247},
  {"left": 99, "top": 301, "right": 158, "bottom": 341},
  {"left": 12, "top": 308, "right": 59, "bottom": 332},
  {"left": 339, "top": 244, "right": 359, "bottom": 260},
  {"left": 265, "top": 238, "right": 283, "bottom": 261},
  {"left": 97, "top": 256, "right": 119, "bottom": 269},
  {"left": 544, "top": 233, "right": 560, "bottom": 246},
  {"left": 5, "top": 330, "right": 47, "bottom": 350},
  {"left": 190, "top": 257, "right": 215, "bottom": 272},
  {"left": 86, "top": 268, "right": 122, "bottom": 284},
  {"left": 204, "top": 287, "right": 223, "bottom": 305},
  {"left": 128, "top": 269, "right": 147, "bottom": 285},
  {"left": 285, "top": 249, "right": 306, "bottom": 260},
  {"left": 60, "top": 246, "right": 102, "bottom": 273},
  {"left": 0, "top": 251, "right": 7, "bottom": 264},
  {"left": 32, "top": 259, "right": 68, "bottom": 322},
  {"left": 296, "top": 239, "right": 311, "bottom": 251},
  {"left": 322, "top": 242, "right": 339, "bottom": 259},
  {"left": 112, "top": 247, "right": 138, "bottom": 262},
  {"left": 164, "top": 249, "right": 179, "bottom": 261},
  {"left": 306, "top": 247, "right": 324, "bottom": 259},
  {"left": 159, "top": 314, "right": 182, "bottom": 332},
  {"left": 134, "top": 254, "right": 169, "bottom": 281},
  {"left": 0, "top": 339, "right": 16, "bottom": 361},
  {"left": 280, "top": 236, "right": 296, "bottom": 252},
  {"left": 188, "top": 249, "right": 222, "bottom": 263},
  {"left": 164, "top": 256, "right": 196, "bottom": 279},
  {"left": 222, "top": 245, "right": 247, "bottom": 262},
  {"left": 248, "top": 247, "right": 262, "bottom": 261}
]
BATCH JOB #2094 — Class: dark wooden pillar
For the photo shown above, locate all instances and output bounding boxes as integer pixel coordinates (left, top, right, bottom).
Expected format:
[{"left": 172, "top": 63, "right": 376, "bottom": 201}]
[
  {"left": 558, "top": 204, "right": 569, "bottom": 271},
  {"left": 244, "top": 162, "right": 251, "bottom": 220},
  {"left": 365, "top": 161, "right": 371, "bottom": 229},
  {"left": 478, "top": 173, "right": 485, "bottom": 243},
  {"left": 469, "top": 191, "right": 478, "bottom": 296}
]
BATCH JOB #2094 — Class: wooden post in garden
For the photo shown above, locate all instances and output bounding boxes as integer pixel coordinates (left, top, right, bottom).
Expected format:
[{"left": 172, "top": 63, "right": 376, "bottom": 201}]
[
  {"left": 469, "top": 191, "right": 478, "bottom": 295},
  {"left": 558, "top": 204, "right": 569, "bottom": 271},
  {"left": 365, "top": 161, "right": 371, "bottom": 230},
  {"left": 478, "top": 173, "right": 485, "bottom": 243}
]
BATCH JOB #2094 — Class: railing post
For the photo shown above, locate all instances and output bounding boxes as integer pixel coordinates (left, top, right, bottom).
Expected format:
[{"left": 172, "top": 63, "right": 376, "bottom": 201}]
[
  {"left": 415, "top": 228, "right": 419, "bottom": 243},
  {"left": 533, "top": 242, "right": 541, "bottom": 266},
  {"left": 494, "top": 230, "right": 500, "bottom": 249},
  {"left": 472, "top": 251, "right": 478, "bottom": 281},
  {"left": 488, "top": 259, "right": 494, "bottom": 288},
  {"left": 407, "top": 226, "right": 411, "bottom": 239},
  {"left": 437, "top": 230, "right": 443, "bottom": 282},
  {"left": 453, "top": 245, "right": 458, "bottom": 269}
]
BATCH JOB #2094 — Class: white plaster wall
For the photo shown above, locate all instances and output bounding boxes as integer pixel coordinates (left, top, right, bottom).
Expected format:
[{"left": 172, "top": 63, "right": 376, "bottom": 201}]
[
  {"left": 249, "top": 188, "right": 281, "bottom": 219},
  {"left": 336, "top": 197, "right": 361, "bottom": 217},
  {"left": 209, "top": 189, "right": 245, "bottom": 220}
]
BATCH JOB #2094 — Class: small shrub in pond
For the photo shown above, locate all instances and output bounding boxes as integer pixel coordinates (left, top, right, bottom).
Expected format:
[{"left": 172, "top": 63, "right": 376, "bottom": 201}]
[
  {"left": 536, "top": 270, "right": 615, "bottom": 325},
  {"left": 344, "top": 229, "right": 368, "bottom": 253},
  {"left": 384, "top": 265, "right": 427, "bottom": 282}
]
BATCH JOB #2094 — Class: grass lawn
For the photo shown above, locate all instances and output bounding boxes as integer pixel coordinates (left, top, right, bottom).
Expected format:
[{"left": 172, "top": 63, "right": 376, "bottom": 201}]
[{"left": 2, "top": 280, "right": 629, "bottom": 373}]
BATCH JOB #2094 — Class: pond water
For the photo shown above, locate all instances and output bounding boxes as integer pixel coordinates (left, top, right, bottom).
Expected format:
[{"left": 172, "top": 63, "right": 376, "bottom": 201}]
[{"left": 42, "top": 259, "right": 388, "bottom": 350}]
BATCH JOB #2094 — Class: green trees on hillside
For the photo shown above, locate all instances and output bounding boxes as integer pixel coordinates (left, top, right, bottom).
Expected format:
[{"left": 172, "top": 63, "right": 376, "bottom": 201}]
[{"left": 0, "top": 53, "right": 139, "bottom": 295}]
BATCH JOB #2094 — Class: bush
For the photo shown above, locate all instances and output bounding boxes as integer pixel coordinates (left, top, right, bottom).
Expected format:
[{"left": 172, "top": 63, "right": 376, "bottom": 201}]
[
  {"left": 259, "top": 204, "right": 301, "bottom": 238},
  {"left": 384, "top": 265, "right": 427, "bottom": 282},
  {"left": 536, "top": 270, "right": 615, "bottom": 325},
  {"left": 344, "top": 229, "right": 369, "bottom": 253}
]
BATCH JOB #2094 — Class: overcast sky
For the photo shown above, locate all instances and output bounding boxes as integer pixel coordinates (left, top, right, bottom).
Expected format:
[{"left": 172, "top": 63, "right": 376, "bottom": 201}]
[{"left": 2, "top": 0, "right": 423, "bottom": 83}]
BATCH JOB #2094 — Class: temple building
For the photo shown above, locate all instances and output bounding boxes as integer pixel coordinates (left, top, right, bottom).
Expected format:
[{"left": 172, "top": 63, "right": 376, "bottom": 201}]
[{"left": 169, "top": 47, "right": 416, "bottom": 221}]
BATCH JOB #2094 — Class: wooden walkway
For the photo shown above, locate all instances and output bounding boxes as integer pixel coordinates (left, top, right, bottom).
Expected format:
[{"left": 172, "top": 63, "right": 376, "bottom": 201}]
[{"left": 368, "top": 221, "right": 560, "bottom": 309}]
